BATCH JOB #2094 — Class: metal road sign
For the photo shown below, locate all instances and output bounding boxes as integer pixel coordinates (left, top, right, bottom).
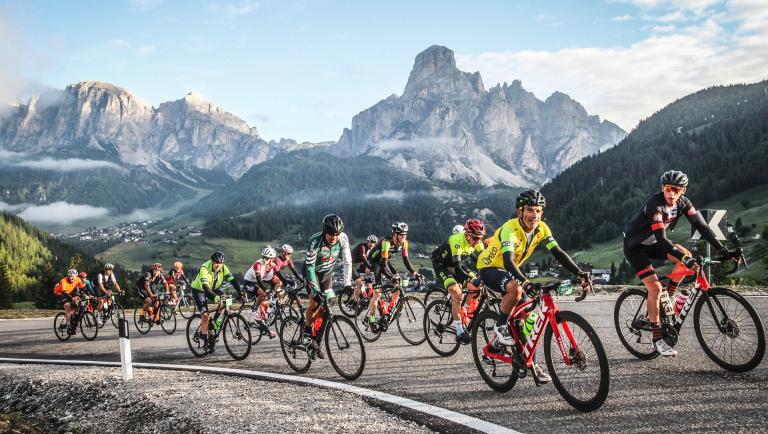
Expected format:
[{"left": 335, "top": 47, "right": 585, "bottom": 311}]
[{"left": 691, "top": 209, "right": 727, "bottom": 241}]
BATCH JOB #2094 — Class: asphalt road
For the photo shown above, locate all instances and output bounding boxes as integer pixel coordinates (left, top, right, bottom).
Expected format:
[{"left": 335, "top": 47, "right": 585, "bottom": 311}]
[{"left": 1, "top": 296, "right": 767, "bottom": 433}]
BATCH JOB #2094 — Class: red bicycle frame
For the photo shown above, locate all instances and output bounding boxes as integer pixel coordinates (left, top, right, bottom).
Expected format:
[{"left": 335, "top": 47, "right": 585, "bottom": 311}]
[
  {"left": 482, "top": 293, "right": 581, "bottom": 368},
  {"left": 666, "top": 267, "right": 710, "bottom": 329}
]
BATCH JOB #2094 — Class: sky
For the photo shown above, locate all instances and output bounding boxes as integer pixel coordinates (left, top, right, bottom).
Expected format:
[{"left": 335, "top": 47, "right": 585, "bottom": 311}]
[{"left": 1, "top": 0, "right": 767, "bottom": 142}]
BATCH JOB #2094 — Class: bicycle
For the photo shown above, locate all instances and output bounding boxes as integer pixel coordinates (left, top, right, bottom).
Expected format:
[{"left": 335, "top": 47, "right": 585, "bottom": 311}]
[
  {"left": 54, "top": 295, "right": 99, "bottom": 342},
  {"left": 174, "top": 282, "right": 197, "bottom": 319},
  {"left": 238, "top": 281, "right": 301, "bottom": 343},
  {"left": 472, "top": 280, "right": 609, "bottom": 412},
  {"left": 99, "top": 292, "right": 125, "bottom": 329},
  {"left": 186, "top": 295, "right": 252, "bottom": 360},
  {"left": 614, "top": 252, "right": 765, "bottom": 372},
  {"left": 355, "top": 276, "right": 426, "bottom": 345},
  {"left": 133, "top": 293, "right": 177, "bottom": 335},
  {"left": 279, "top": 289, "right": 366, "bottom": 380},
  {"left": 424, "top": 281, "right": 500, "bottom": 357},
  {"left": 338, "top": 273, "right": 375, "bottom": 318}
]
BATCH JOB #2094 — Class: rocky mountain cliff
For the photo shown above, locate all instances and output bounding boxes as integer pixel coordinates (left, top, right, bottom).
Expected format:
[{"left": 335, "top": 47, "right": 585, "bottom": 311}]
[
  {"left": 334, "top": 45, "right": 626, "bottom": 187},
  {"left": 0, "top": 81, "right": 300, "bottom": 179}
]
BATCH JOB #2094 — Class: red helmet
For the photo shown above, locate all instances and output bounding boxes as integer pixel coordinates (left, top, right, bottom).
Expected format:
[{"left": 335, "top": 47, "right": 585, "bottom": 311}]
[
  {"left": 464, "top": 219, "right": 486, "bottom": 237},
  {"left": 151, "top": 263, "right": 163, "bottom": 271},
  {"left": 78, "top": 272, "right": 88, "bottom": 279}
]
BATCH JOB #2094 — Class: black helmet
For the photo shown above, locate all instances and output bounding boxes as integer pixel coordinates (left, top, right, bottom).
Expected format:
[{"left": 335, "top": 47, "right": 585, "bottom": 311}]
[
  {"left": 210, "top": 251, "right": 225, "bottom": 263},
  {"left": 516, "top": 190, "right": 546, "bottom": 209},
  {"left": 660, "top": 170, "right": 688, "bottom": 187},
  {"left": 391, "top": 222, "right": 409, "bottom": 234},
  {"left": 322, "top": 214, "right": 344, "bottom": 234}
]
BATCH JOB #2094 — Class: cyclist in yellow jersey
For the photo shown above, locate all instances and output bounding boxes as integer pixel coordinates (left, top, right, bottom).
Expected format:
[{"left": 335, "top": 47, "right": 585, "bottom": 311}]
[{"left": 477, "top": 190, "right": 589, "bottom": 382}]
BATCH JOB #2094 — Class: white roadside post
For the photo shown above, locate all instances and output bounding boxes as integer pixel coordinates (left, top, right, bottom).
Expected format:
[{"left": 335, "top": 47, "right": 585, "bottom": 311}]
[{"left": 118, "top": 317, "right": 133, "bottom": 381}]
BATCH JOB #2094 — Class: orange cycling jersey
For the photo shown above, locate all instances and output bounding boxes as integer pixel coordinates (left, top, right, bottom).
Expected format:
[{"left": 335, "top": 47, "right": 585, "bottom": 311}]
[{"left": 56, "top": 277, "right": 85, "bottom": 295}]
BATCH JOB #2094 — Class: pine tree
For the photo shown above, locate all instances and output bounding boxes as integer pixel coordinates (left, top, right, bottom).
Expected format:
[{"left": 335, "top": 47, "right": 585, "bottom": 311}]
[{"left": 0, "top": 262, "right": 15, "bottom": 309}]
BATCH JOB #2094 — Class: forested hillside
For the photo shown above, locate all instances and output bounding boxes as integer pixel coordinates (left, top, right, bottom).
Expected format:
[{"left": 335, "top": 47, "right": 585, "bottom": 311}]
[{"left": 542, "top": 80, "right": 768, "bottom": 249}]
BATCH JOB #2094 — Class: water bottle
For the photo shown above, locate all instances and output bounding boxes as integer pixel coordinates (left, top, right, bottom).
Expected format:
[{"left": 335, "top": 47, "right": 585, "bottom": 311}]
[
  {"left": 214, "top": 315, "right": 223, "bottom": 331},
  {"left": 660, "top": 291, "right": 675, "bottom": 317},
  {"left": 312, "top": 317, "right": 323, "bottom": 336},
  {"left": 674, "top": 292, "right": 687, "bottom": 315},
  {"left": 523, "top": 312, "right": 538, "bottom": 338}
]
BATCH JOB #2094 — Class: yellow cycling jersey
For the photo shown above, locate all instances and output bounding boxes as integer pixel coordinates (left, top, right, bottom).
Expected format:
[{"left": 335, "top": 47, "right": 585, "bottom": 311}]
[{"left": 477, "top": 218, "right": 559, "bottom": 270}]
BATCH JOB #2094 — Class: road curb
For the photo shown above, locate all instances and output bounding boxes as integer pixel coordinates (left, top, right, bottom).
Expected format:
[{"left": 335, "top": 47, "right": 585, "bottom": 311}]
[{"left": 0, "top": 357, "right": 521, "bottom": 434}]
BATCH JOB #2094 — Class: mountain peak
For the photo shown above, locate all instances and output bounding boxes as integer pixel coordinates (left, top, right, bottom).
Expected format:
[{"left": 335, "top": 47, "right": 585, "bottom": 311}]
[{"left": 403, "top": 45, "right": 484, "bottom": 98}]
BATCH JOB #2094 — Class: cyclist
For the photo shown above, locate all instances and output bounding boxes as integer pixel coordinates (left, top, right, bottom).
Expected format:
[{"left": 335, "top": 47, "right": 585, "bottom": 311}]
[
  {"left": 243, "top": 246, "right": 279, "bottom": 338},
  {"left": 274, "top": 244, "right": 305, "bottom": 289},
  {"left": 623, "top": 170, "right": 739, "bottom": 356},
  {"left": 191, "top": 251, "right": 244, "bottom": 354},
  {"left": 476, "top": 190, "right": 589, "bottom": 383},
  {"left": 431, "top": 219, "right": 486, "bottom": 342},
  {"left": 53, "top": 269, "right": 85, "bottom": 332},
  {"left": 78, "top": 272, "right": 102, "bottom": 325},
  {"left": 350, "top": 235, "right": 377, "bottom": 306},
  {"left": 136, "top": 263, "right": 168, "bottom": 323},
  {"left": 165, "top": 261, "right": 190, "bottom": 305},
  {"left": 96, "top": 263, "right": 123, "bottom": 321},
  {"left": 365, "top": 222, "right": 423, "bottom": 328},
  {"left": 302, "top": 214, "right": 352, "bottom": 359}
]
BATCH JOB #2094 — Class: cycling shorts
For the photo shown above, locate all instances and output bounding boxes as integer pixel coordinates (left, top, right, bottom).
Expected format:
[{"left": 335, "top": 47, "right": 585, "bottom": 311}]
[
  {"left": 432, "top": 262, "right": 470, "bottom": 289},
  {"left": 137, "top": 287, "right": 152, "bottom": 300},
  {"left": 479, "top": 268, "right": 514, "bottom": 294},
  {"left": 624, "top": 242, "right": 669, "bottom": 280}
]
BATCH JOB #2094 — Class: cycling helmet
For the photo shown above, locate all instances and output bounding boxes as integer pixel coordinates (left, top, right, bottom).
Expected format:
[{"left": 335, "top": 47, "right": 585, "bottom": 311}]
[
  {"left": 452, "top": 224, "right": 465, "bottom": 234},
  {"left": 151, "top": 262, "right": 163, "bottom": 271},
  {"left": 516, "top": 190, "right": 546, "bottom": 209},
  {"left": 366, "top": 235, "right": 378, "bottom": 243},
  {"left": 322, "top": 214, "right": 344, "bottom": 234},
  {"left": 104, "top": 263, "right": 114, "bottom": 270},
  {"left": 464, "top": 219, "right": 486, "bottom": 237},
  {"left": 391, "top": 222, "right": 409, "bottom": 234},
  {"left": 211, "top": 251, "right": 225, "bottom": 263},
  {"left": 78, "top": 272, "right": 87, "bottom": 279},
  {"left": 67, "top": 269, "right": 78, "bottom": 277},
  {"left": 280, "top": 244, "right": 294, "bottom": 255},
  {"left": 173, "top": 261, "right": 183, "bottom": 269},
  {"left": 660, "top": 170, "right": 689, "bottom": 187},
  {"left": 262, "top": 246, "right": 277, "bottom": 259}
]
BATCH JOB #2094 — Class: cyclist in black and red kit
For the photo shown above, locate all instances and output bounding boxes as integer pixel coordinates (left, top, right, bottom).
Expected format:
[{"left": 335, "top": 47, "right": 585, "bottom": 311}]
[
  {"left": 623, "top": 170, "right": 740, "bottom": 356},
  {"left": 350, "top": 235, "right": 377, "bottom": 306}
]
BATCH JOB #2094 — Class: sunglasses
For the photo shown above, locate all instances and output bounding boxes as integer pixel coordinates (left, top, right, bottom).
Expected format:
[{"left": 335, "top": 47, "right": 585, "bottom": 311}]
[{"left": 663, "top": 185, "right": 686, "bottom": 194}]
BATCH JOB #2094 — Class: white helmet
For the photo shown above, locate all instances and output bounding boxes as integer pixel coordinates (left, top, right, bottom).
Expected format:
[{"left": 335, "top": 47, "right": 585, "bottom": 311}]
[
  {"left": 452, "top": 224, "right": 465, "bottom": 234},
  {"left": 67, "top": 269, "right": 78, "bottom": 277},
  {"left": 261, "top": 246, "right": 277, "bottom": 259},
  {"left": 280, "top": 244, "right": 294, "bottom": 255},
  {"left": 367, "top": 235, "right": 378, "bottom": 243}
]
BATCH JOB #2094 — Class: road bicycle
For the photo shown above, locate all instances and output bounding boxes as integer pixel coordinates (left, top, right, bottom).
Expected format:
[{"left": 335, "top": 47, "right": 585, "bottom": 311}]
[
  {"left": 338, "top": 273, "right": 375, "bottom": 318},
  {"left": 238, "top": 280, "right": 301, "bottom": 343},
  {"left": 355, "top": 276, "right": 426, "bottom": 345},
  {"left": 279, "top": 289, "right": 366, "bottom": 380},
  {"left": 615, "top": 252, "right": 765, "bottom": 372},
  {"left": 134, "top": 293, "right": 177, "bottom": 335},
  {"left": 186, "top": 295, "right": 252, "bottom": 360},
  {"left": 99, "top": 292, "right": 125, "bottom": 329},
  {"left": 472, "top": 280, "right": 609, "bottom": 412},
  {"left": 424, "top": 281, "right": 500, "bottom": 356},
  {"left": 174, "top": 282, "right": 197, "bottom": 319},
  {"left": 54, "top": 295, "right": 99, "bottom": 341}
]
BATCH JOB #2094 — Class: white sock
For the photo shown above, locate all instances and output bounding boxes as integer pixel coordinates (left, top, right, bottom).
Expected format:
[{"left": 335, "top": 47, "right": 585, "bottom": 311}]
[{"left": 454, "top": 320, "right": 464, "bottom": 336}]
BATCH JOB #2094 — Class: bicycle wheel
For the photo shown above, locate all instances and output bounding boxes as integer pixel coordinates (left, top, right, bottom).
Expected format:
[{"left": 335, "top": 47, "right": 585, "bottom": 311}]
[
  {"left": 54, "top": 312, "right": 71, "bottom": 341},
  {"left": 160, "top": 305, "right": 177, "bottom": 334},
  {"left": 110, "top": 301, "right": 125, "bottom": 329},
  {"left": 471, "top": 310, "right": 517, "bottom": 392},
  {"left": 279, "top": 316, "right": 312, "bottom": 373},
  {"left": 223, "top": 313, "right": 252, "bottom": 361},
  {"left": 275, "top": 304, "right": 299, "bottom": 331},
  {"left": 424, "top": 286, "right": 447, "bottom": 306},
  {"left": 424, "top": 299, "right": 461, "bottom": 356},
  {"left": 338, "top": 290, "right": 358, "bottom": 318},
  {"left": 325, "top": 315, "right": 366, "bottom": 380},
  {"left": 396, "top": 296, "right": 426, "bottom": 345},
  {"left": 95, "top": 308, "right": 106, "bottom": 329},
  {"left": 356, "top": 307, "right": 382, "bottom": 343},
  {"left": 186, "top": 314, "right": 207, "bottom": 358},
  {"left": 694, "top": 287, "right": 766, "bottom": 372},
  {"left": 179, "top": 295, "right": 196, "bottom": 319},
  {"left": 614, "top": 288, "right": 658, "bottom": 360},
  {"left": 544, "top": 310, "right": 610, "bottom": 412},
  {"left": 80, "top": 311, "right": 99, "bottom": 341},
  {"left": 133, "top": 307, "right": 152, "bottom": 335}
]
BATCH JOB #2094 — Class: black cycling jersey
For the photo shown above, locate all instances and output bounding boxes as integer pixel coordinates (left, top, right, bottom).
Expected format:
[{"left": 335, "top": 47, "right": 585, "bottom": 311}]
[{"left": 351, "top": 242, "right": 371, "bottom": 265}]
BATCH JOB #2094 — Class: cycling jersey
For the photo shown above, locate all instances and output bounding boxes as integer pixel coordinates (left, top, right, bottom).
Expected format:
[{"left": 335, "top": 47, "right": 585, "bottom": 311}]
[
  {"left": 477, "top": 218, "right": 558, "bottom": 270},
  {"left": 191, "top": 260, "right": 238, "bottom": 294},
  {"left": 136, "top": 272, "right": 166, "bottom": 298},
  {"left": 165, "top": 269, "right": 190, "bottom": 286},
  {"left": 97, "top": 272, "right": 117, "bottom": 290},
  {"left": 274, "top": 255, "right": 301, "bottom": 278},
  {"left": 82, "top": 279, "right": 97, "bottom": 296},
  {"left": 304, "top": 232, "right": 352, "bottom": 293},
  {"left": 55, "top": 277, "right": 84, "bottom": 296},
  {"left": 243, "top": 259, "right": 277, "bottom": 290},
  {"left": 351, "top": 242, "right": 372, "bottom": 265},
  {"left": 368, "top": 237, "right": 415, "bottom": 283},
  {"left": 432, "top": 232, "right": 485, "bottom": 288}
]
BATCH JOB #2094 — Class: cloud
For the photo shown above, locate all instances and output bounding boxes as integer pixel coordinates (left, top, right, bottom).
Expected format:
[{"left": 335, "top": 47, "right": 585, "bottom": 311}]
[
  {"left": 456, "top": 3, "right": 768, "bottom": 132},
  {"left": 0, "top": 149, "right": 26, "bottom": 159},
  {"left": 651, "top": 24, "right": 677, "bottom": 32},
  {"left": 8, "top": 201, "right": 109, "bottom": 224},
  {"left": 611, "top": 14, "right": 634, "bottom": 21},
  {"left": 137, "top": 45, "right": 157, "bottom": 56},
  {"left": 362, "top": 190, "right": 406, "bottom": 202},
  {"left": 13, "top": 158, "right": 123, "bottom": 172},
  {"left": 0, "top": 201, "right": 28, "bottom": 213},
  {"left": 107, "top": 39, "right": 131, "bottom": 49}
]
